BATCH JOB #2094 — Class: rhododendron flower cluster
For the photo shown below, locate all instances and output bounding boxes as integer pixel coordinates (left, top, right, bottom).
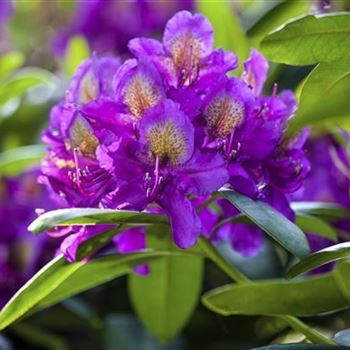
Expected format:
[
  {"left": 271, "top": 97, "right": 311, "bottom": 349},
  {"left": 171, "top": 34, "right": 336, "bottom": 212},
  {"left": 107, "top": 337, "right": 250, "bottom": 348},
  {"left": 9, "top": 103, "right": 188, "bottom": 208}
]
[
  {"left": 0, "top": 169, "right": 57, "bottom": 307},
  {"left": 41, "top": 11, "right": 310, "bottom": 260}
]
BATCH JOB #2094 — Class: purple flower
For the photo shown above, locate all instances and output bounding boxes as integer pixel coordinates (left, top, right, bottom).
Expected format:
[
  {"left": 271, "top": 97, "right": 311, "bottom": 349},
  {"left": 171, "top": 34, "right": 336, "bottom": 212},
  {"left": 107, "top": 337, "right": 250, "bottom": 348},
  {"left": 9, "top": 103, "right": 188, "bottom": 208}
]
[
  {"left": 0, "top": 169, "right": 57, "bottom": 307},
  {"left": 42, "top": 11, "right": 310, "bottom": 260},
  {"left": 128, "top": 11, "right": 237, "bottom": 88},
  {"left": 293, "top": 133, "right": 350, "bottom": 250},
  {"left": 53, "top": 0, "right": 194, "bottom": 56}
]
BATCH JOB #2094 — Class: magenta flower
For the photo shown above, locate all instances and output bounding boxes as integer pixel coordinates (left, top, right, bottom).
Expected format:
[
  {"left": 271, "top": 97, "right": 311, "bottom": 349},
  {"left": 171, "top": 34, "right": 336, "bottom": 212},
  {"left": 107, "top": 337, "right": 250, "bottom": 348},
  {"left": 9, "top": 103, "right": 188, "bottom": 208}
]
[{"left": 41, "top": 11, "right": 310, "bottom": 260}]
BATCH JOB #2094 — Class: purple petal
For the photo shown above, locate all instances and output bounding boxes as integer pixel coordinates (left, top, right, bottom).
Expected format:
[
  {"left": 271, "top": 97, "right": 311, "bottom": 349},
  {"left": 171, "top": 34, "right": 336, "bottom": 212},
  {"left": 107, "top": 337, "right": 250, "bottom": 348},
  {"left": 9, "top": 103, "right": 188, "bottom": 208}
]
[
  {"left": 159, "top": 187, "right": 201, "bottom": 249},
  {"left": 139, "top": 99, "right": 194, "bottom": 165},
  {"left": 243, "top": 49, "right": 268, "bottom": 96}
]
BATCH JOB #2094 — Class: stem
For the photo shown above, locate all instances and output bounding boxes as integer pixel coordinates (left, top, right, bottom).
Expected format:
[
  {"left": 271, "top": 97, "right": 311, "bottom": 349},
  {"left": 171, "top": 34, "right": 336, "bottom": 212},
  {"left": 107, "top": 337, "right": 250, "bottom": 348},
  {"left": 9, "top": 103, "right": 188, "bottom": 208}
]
[
  {"left": 280, "top": 315, "right": 335, "bottom": 345},
  {"left": 198, "top": 236, "right": 336, "bottom": 345},
  {"left": 199, "top": 237, "right": 249, "bottom": 283}
]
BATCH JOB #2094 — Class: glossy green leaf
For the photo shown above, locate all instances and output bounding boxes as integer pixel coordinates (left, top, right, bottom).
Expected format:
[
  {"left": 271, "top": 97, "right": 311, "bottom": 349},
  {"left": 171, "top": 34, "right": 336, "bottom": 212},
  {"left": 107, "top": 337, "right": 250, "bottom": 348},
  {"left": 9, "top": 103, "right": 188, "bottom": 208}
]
[
  {"left": 197, "top": 0, "right": 249, "bottom": 69},
  {"left": 295, "top": 214, "right": 338, "bottom": 241},
  {"left": 0, "top": 68, "right": 56, "bottom": 105},
  {"left": 0, "top": 145, "right": 44, "bottom": 175},
  {"left": 0, "top": 51, "right": 24, "bottom": 81},
  {"left": 288, "top": 59, "right": 350, "bottom": 132},
  {"left": 288, "top": 243, "right": 350, "bottom": 279},
  {"left": 220, "top": 189, "right": 310, "bottom": 258},
  {"left": 29, "top": 208, "right": 168, "bottom": 234},
  {"left": 202, "top": 271, "right": 349, "bottom": 317},
  {"left": 291, "top": 202, "right": 350, "bottom": 219},
  {"left": 0, "top": 250, "right": 187, "bottom": 331},
  {"left": 129, "top": 225, "right": 203, "bottom": 343},
  {"left": 261, "top": 13, "right": 350, "bottom": 65},
  {"left": 252, "top": 345, "right": 347, "bottom": 350},
  {"left": 248, "top": 0, "right": 310, "bottom": 48},
  {"left": 64, "top": 35, "right": 90, "bottom": 77},
  {"left": 333, "top": 261, "right": 350, "bottom": 302}
]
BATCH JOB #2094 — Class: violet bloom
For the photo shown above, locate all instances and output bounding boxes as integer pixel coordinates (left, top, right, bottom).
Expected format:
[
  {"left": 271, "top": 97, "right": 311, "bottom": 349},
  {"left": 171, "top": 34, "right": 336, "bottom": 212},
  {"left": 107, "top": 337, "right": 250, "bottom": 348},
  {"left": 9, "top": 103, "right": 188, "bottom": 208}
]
[
  {"left": 203, "top": 49, "right": 310, "bottom": 257},
  {"left": 41, "top": 11, "right": 310, "bottom": 261},
  {"left": 293, "top": 134, "right": 350, "bottom": 249},
  {"left": 0, "top": 169, "right": 57, "bottom": 307},
  {"left": 53, "top": 0, "right": 193, "bottom": 56}
]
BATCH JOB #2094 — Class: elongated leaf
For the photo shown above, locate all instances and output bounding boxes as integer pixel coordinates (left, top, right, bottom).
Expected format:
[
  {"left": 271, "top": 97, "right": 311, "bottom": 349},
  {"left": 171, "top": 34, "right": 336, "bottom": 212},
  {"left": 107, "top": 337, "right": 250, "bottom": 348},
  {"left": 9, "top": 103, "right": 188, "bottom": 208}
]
[
  {"left": 295, "top": 214, "right": 338, "bottom": 241},
  {"left": 64, "top": 36, "right": 90, "bottom": 77},
  {"left": 202, "top": 271, "right": 349, "bottom": 317},
  {"left": 129, "top": 225, "right": 203, "bottom": 343},
  {"left": 261, "top": 13, "right": 350, "bottom": 65},
  {"left": 287, "top": 243, "right": 350, "bottom": 279},
  {"left": 0, "top": 250, "right": 186, "bottom": 330},
  {"left": 0, "top": 68, "right": 56, "bottom": 105},
  {"left": 333, "top": 261, "right": 350, "bottom": 302},
  {"left": 288, "top": 59, "right": 350, "bottom": 132},
  {"left": 29, "top": 208, "right": 168, "bottom": 234},
  {"left": 35, "top": 251, "right": 187, "bottom": 311},
  {"left": 220, "top": 189, "right": 310, "bottom": 258},
  {"left": 252, "top": 345, "right": 347, "bottom": 350},
  {"left": 197, "top": 0, "right": 249, "bottom": 68},
  {"left": 0, "top": 51, "right": 24, "bottom": 81},
  {"left": 0, "top": 145, "right": 44, "bottom": 175},
  {"left": 248, "top": 0, "right": 310, "bottom": 48},
  {"left": 291, "top": 202, "right": 350, "bottom": 219}
]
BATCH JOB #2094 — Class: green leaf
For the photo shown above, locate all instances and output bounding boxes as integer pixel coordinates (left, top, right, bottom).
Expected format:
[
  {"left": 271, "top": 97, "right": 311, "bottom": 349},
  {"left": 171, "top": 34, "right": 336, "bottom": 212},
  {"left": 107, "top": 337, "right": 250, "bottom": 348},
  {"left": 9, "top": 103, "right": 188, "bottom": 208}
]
[
  {"left": 247, "top": 0, "right": 310, "bottom": 48},
  {"left": 202, "top": 271, "right": 349, "bottom": 317},
  {"left": 197, "top": 0, "right": 249, "bottom": 69},
  {"left": 333, "top": 261, "right": 350, "bottom": 302},
  {"left": 291, "top": 202, "right": 350, "bottom": 220},
  {"left": 252, "top": 345, "right": 347, "bottom": 350},
  {"left": 295, "top": 214, "right": 338, "bottom": 241},
  {"left": 220, "top": 189, "right": 310, "bottom": 258},
  {"left": 260, "top": 13, "right": 350, "bottom": 65},
  {"left": 129, "top": 225, "right": 203, "bottom": 343},
  {"left": 287, "top": 243, "right": 350, "bottom": 279},
  {"left": 64, "top": 36, "right": 90, "bottom": 77},
  {"left": 0, "top": 145, "right": 44, "bottom": 175},
  {"left": 28, "top": 208, "right": 168, "bottom": 234},
  {"left": 0, "top": 51, "right": 25, "bottom": 81},
  {"left": 0, "top": 68, "right": 56, "bottom": 105},
  {"left": 288, "top": 59, "right": 350, "bottom": 133},
  {"left": 0, "top": 250, "right": 185, "bottom": 331}
]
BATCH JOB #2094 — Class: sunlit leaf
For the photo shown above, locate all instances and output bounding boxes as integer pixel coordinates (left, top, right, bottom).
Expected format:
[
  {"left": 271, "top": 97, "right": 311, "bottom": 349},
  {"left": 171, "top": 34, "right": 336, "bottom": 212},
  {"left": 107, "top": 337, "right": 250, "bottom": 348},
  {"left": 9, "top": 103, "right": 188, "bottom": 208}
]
[
  {"left": 287, "top": 243, "right": 350, "bottom": 279},
  {"left": 197, "top": 0, "right": 249, "bottom": 70},
  {"left": 261, "top": 13, "right": 350, "bottom": 65},
  {"left": 288, "top": 59, "right": 350, "bottom": 132},
  {"left": 129, "top": 225, "right": 203, "bottom": 343},
  {"left": 202, "top": 269, "right": 349, "bottom": 317},
  {"left": 0, "top": 250, "right": 189, "bottom": 331},
  {"left": 64, "top": 36, "right": 90, "bottom": 77},
  {"left": 0, "top": 51, "right": 24, "bottom": 81},
  {"left": 291, "top": 202, "right": 350, "bottom": 220},
  {"left": 220, "top": 189, "right": 310, "bottom": 258},
  {"left": 29, "top": 208, "right": 168, "bottom": 234},
  {"left": 0, "top": 68, "right": 56, "bottom": 106},
  {"left": 295, "top": 214, "right": 338, "bottom": 241},
  {"left": 0, "top": 145, "right": 44, "bottom": 175},
  {"left": 248, "top": 0, "right": 310, "bottom": 48}
]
